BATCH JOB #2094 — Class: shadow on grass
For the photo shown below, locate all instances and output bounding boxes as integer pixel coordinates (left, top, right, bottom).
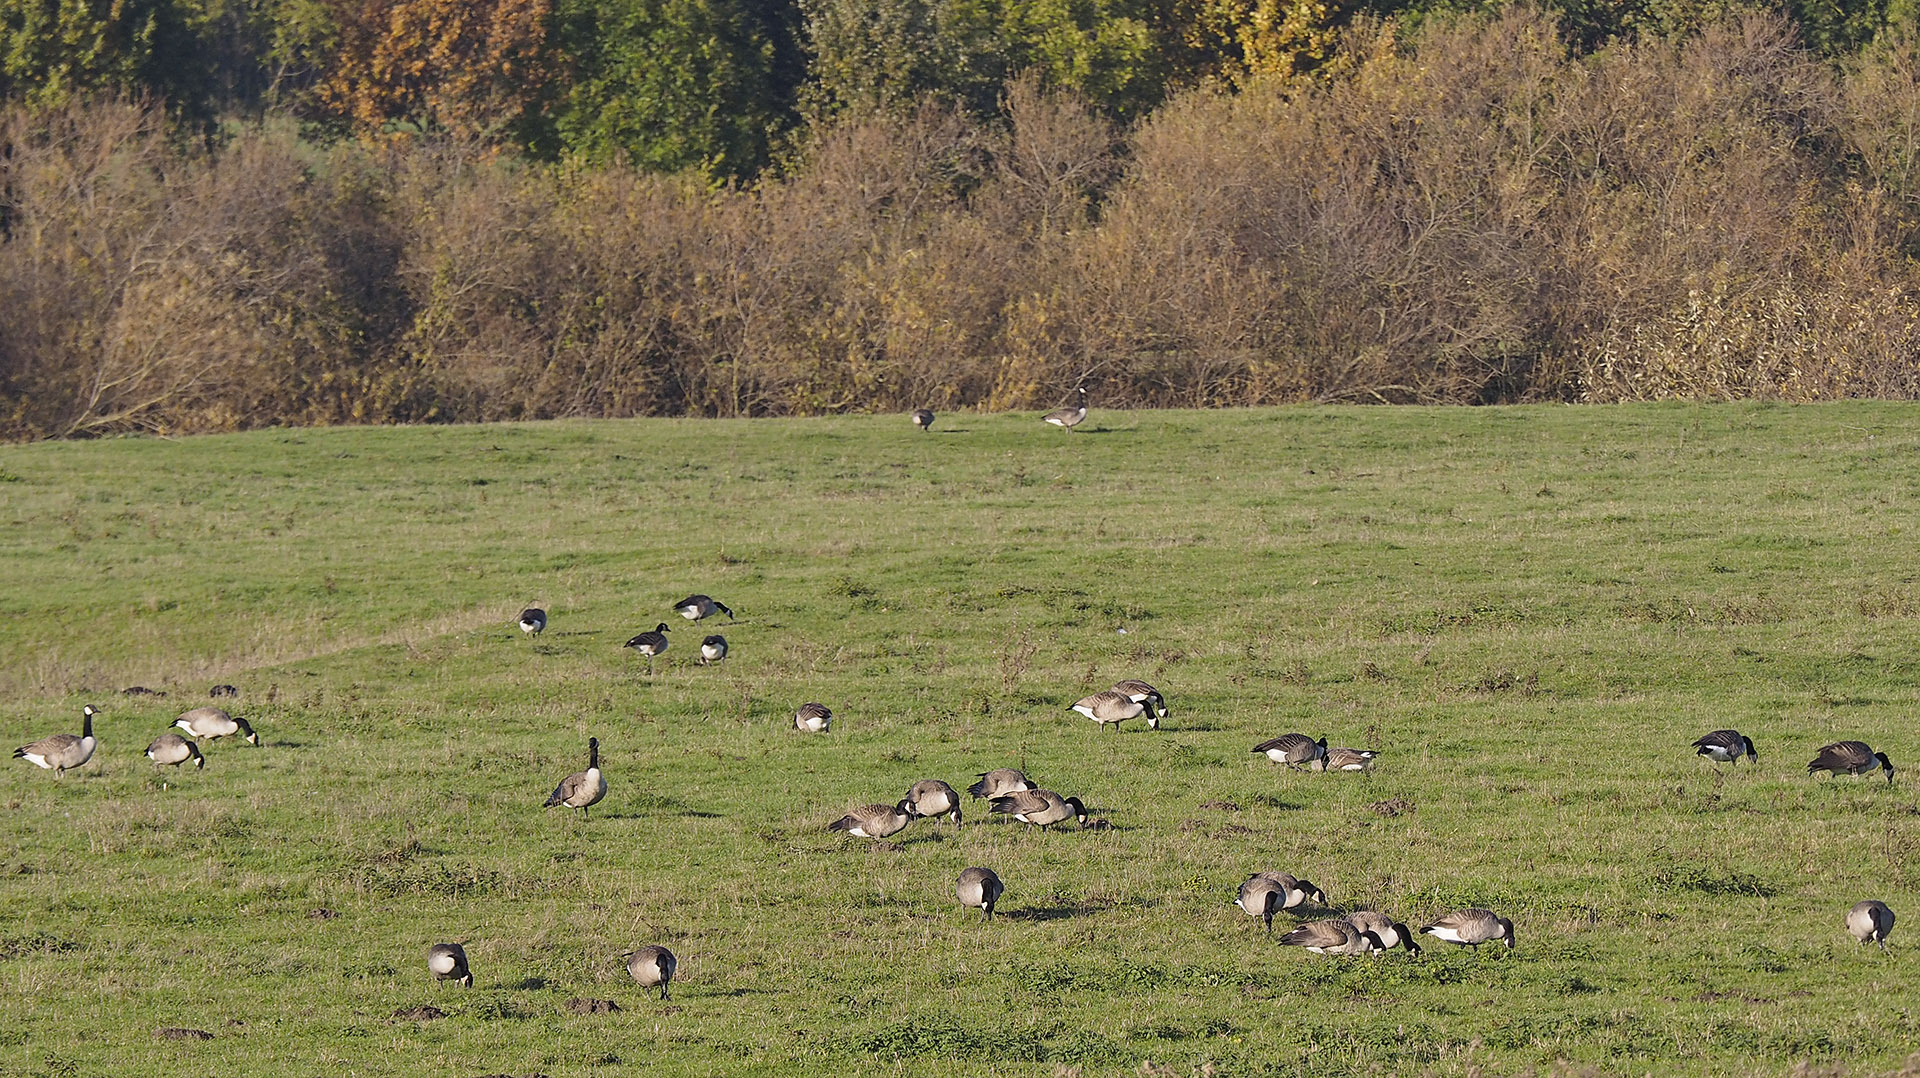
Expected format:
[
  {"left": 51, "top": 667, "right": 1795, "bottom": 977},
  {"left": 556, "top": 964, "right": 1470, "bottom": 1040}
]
[{"left": 1001, "top": 904, "right": 1101, "bottom": 922}]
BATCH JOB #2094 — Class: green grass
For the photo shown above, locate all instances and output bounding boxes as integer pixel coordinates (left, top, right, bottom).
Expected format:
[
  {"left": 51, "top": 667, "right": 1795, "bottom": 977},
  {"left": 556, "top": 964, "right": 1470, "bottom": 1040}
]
[{"left": 4, "top": 402, "right": 1920, "bottom": 1077}]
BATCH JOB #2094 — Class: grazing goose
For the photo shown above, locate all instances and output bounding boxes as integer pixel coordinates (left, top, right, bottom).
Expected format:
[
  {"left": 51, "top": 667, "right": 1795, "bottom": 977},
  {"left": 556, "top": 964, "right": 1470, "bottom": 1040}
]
[
  {"left": 911, "top": 408, "right": 935, "bottom": 433},
  {"left": 906, "top": 779, "right": 962, "bottom": 826},
  {"left": 1252, "top": 733, "right": 1328, "bottom": 770},
  {"left": 987, "top": 789, "right": 1088, "bottom": 831},
  {"left": 793, "top": 703, "right": 832, "bottom": 733},
  {"left": 1693, "top": 729, "right": 1757, "bottom": 766},
  {"left": 1312, "top": 747, "right": 1379, "bottom": 773},
  {"left": 625, "top": 623, "right": 671, "bottom": 673},
  {"left": 545, "top": 737, "right": 608, "bottom": 818},
  {"left": 1110, "top": 680, "right": 1168, "bottom": 723},
  {"left": 672, "top": 595, "right": 734, "bottom": 622},
  {"left": 1808, "top": 741, "right": 1895, "bottom": 785},
  {"left": 1281, "top": 919, "right": 1383, "bottom": 956},
  {"left": 699, "top": 635, "right": 728, "bottom": 665},
  {"left": 427, "top": 943, "right": 472, "bottom": 987},
  {"left": 968, "top": 768, "right": 1032, "bottom": 800},
  {"left": 626, "top": 945, "right": 676, "bottom": 1000},
  {"left": 1420, "top": 909, "right": 1515, "bottom": 950},
  {"left": 1346, "top": 911, "right": 1421, "bottom": 954},
  {"left": 828, "top": 800, "right": 914, "bottom": 840},
  {"left": 1071, "top": 690, "right": 1153, "bottom": 732},
  {"left": 1043, "top": 386, "right": 1089, "bottom": 432},
  {"left": 14, "top": 705, "right": 99, "bottom": 776},
  {"left": 956, "top": 867, "right": 1003, "bottom": 920},
  {"left": 1235, "top": 875, "right": 1289, "bottom": 932},
  {"left": 1247, "top": 871, "right": 1328, "bottom": 912},
  {"left": 174, "top": 707, "right": 259, "bottom": 746},
  {"left": 146, "top": 733, "right": 204, "bottom": 770},
  {"left": 518, "top": 608, "right": 547, "bottom": 636},
  {"left": 1848, "top": 900, "right": 1896, "bottom": 953}
]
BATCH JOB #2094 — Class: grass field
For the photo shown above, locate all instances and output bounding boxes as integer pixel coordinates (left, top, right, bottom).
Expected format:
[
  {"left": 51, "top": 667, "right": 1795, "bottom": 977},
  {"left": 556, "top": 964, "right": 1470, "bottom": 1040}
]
[{"left": 3, "top": 402, "right": 1920, "bottom": 1077}]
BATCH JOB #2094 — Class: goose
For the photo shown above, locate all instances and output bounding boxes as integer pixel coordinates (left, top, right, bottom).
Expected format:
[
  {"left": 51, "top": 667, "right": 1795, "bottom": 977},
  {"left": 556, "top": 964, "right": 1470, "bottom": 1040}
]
[
  {"left": 1043, "top": 387, "right": 1088, "bottom": 432},
  {"left": 672, "top": 595, "right": 734, "bottom": 622},
  {"left": 956, "top": 867, "right": 1003, "bottom": 920},
  {"left": 793, "top": 703, "right": 832, "bottom": 733},
  {"left": 518, "top": 608, "right": 547, "bottom": 636},
  {"left": 1281, "top": 919, "right": 1383, "bottom": 956},
  {"left": 1345, "top": 911, "right": 1421, "bottom": 954},
  {"left": 1071, "top": 690, "right": 1153, "bottom": 732},
  {"left": 625, "top": 945, "right": 676, "bottom": 1000},
  {"left": 1252, "top": 733, "right": 1327, "bottom": 769},
  {"left": 624, "top": 623, "right": 671, "bottom": 673},
  {"left": 1110, "top": 679, "right": 1168, "bottom": 723},
  {"left": 1808, "top": 741, "right": 1894, "bottom": 785},
  {"left": 174, "top": 707, "right": 259, "bottom": 746},
  {"left": 828, "top": 800, "right": 914, "bottom": 840},
  {"left": 13, "top": 705, "right": 99, "bottom": 776},
  {"left": 1234, "top": 875, "right": 1287, "bottom": 932},
  {"left": 699, "top": 635, "right": 728, "bottom": 665},
  {"left": 1312, "top": 747, "right": 1379, "bottom": 773},
  {"left": 987, "top": 789, "right": 1088, "bottom": 830},
  {"left": 906, "top": 779, "right": 962, "bottom": 825},
  {"left": 967, "top": 768, "right": 1032, "bottom": 800},
  {"left": 1847, "top": 900, "right": 1896, "bottom": 953},
  {"left": 427, "top": 943, "right": 472, "bottom": 987},
  {"left": 146, "top": 733, "right": 204, "bottom": 770},
  {"left": 545, "top": 737, "right": 607, "bottom": 818},
  {"left": 1420, "top": 909, "right": 1515, "bottom": 950},
  {"left": 1693, "top": 729, "right": 1756, "bottom": 766},
  {"left": 911, "top": 408, "right": 935, "bottom": 433}
]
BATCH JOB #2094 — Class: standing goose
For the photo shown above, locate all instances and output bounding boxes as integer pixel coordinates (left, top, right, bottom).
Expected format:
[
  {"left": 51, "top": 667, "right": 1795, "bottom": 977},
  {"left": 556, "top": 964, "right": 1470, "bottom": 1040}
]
[
  {"left": 1808, "top": 741, "right": 1895, "bottom": 785},
  {"left": 905, "top": 779, "right": 962, "bottom": 826},
  {"left": 1234, "top": 875, "right": 1288, "bottom": 932},
  {"left": 699, "top": 635, "right": 728, "bottom": 665},
  {"left": 956, "top": 867, "right": 1003, "bottom": 920},
  {"left": 1312, "top": 747, "right": 1379, "bottom": 773},
  {"left": 427, "top": 943, "right": 472, "bottom": 987},
  {"left": 174, "top": 707, "right": 259, "bottom": 746},
  {"left": 911, "top": 408, "right": 935, "bottom": 433},
  {"left": 1345, "top": 911, "right": 1421, "bottom": 954},
  {"left": 624, "top": 623, "right": 671, "bottom": 674},
  {"left": 14, "top": 705, "right": 99, "bottom": 777},
  {"left": 1280, "top": 919, "right": 1383, "bottom": 956},
  {"left": 518, "top": 608, "right": 547, "bottom": 636},
  {"left": 545, "top": 737, "right": 608, "bottom": 818},
  {"left": 1110, "top": 680, "right": 1168, "bottom": 723},
  {"left": 1043, "top": 386, "right": 1089, "bottom": 432},
  {"left": 1420, "top": 909, "right": 1515, "bottom": 950},
  {"left": 987, "top": 789, "right": 1088, "bottom": 831},
  {"left": 625, "top": 945, "right": 677, "bottom": 1000},
  {"left": 1252, "top": 733, "right": 1328, "bottom": 770},
  {"left": 793, "top": 703, "right": 832, "bottom": 733},
  {"left": 967, "top": 768, "right": 1032, "bottom": 800},
  {"left": 672, "top": 595, "right": 734, "bottom": 622},
  {"left": 828, "top": 800, "right": 914, "bottom": 840},
  {"left": 1693, "top": 729, "right": 1757, "bottom": 766},
  {"left": 1847, "top": 900, "right": 1896, "bottom": 953},
  {"left": 1070, "top": 690, "right": 1153, "bottom": 733},
  {"left": 146, "top": 733, "right": 204, "bottom": 770}
]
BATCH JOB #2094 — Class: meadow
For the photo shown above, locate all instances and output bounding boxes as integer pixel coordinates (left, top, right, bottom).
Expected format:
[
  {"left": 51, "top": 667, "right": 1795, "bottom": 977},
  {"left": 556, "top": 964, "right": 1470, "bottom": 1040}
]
[{"left": 2, "top": 402, "right": 1919, "bottom": 1077}]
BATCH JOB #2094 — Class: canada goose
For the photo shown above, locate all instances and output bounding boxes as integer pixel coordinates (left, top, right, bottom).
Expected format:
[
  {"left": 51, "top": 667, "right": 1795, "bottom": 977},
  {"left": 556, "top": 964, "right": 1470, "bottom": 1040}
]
[
  {"left": 911, "top": 408, "right": 935, "bottom": 433},
  {"left": 1235, "top": 871, "right": 1326, "bottom": 930},
  {"left": 427, "top": 943, "right": 472, "bottom": 987},
  {"left": 625, "top": 945, "right": 676, "bottom": 1000},
  {"left": 906, "top": 779, "right": 962, "bottom": 825},
  {"left": 968, "top": 768, "right": 1032, "bottom": 800},
  {"left": 1281, "top": 919, "right": 1383, "bottom": 956},
  {"left": 1345, "top": 911, "right": 1421, "bottom": 954},
  {"left": 1252, "top": 733, "right": 1327, "bottom": 769},
  {"left": 1420, "top": 909, "right": 1515, "bottom": 950},
  {"left": 545, "top": 737, "right": 607, "bottom": 818},
  {"left": 1693, "top": 729, "right": 1757, "bottom": 766},
  {"left": 174, "top": 707, "right": 259, "bottom": 746},
  {"left": 146, "top": 733, "right": 204, "bottom": 770},
  {"left": 828, "top": 800, "right": 914, "bottom": 840},
  {"left": 14, "top": 705, "right": 99, "bottom": 776},
  {"left": 1848, "top": 900, "right": 1896, "bottom": 953},
  {"left": 699, "top": 635, "right": 728, "bottom": 665},
  {"left": 1311, "top": 747, "right": 1379, "bottom": 773},
  {"left": 625, "top": 623, "right": 671, "bottom": 673},
  {"left": 794, "top": 703, "right": 832, "bottom": 733},
  {"left": 1110, "top": 679, "right": 1168, "bottom": 722},
  {"left": 956, "top": 866, "right": 1003, "bottom": 920},
  {"left": 987, "top": 789, "right": 1088, "bottom": 830},
  {"left": 1071, "top": 690, "right": 1153, "bottom": 732},
  {"left": 518, "top": 608, "right": 547, "bottom": 636},
  {"left": 1043, "top": 386, "right": 1088, "bottom": 432},
  {"left": 672, "top": 595, "right": 734, "bottom": 622},
  {"left": 1808, "top": 741, "right": 1894, "bottom": 785}
]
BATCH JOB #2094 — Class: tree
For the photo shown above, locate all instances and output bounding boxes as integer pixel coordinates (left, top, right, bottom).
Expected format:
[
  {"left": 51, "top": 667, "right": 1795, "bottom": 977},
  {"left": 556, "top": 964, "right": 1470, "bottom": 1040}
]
[
  {"left": 0, "top": 0, "right": 209, "bottom": 116},
  {"left": 315, "top": 0, "right": 553, "bottom": 142}
]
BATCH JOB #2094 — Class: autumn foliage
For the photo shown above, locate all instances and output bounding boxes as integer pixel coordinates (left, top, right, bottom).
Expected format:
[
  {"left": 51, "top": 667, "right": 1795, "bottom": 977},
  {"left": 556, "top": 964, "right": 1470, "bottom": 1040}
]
[{"left": 316, "top": 0, "right": 553, "bottom": 140}]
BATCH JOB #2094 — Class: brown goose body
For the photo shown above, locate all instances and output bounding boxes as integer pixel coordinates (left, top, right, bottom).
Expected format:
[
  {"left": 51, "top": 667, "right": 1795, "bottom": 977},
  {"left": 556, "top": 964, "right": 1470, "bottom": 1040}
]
[
  {"left": 427, "top": 943, "right": 472, "bottom": 987},
  {"left": 794, "top": 703, "right": 832, "bottom": 733},
  {"left": 1109, "top": 679, "right": 1168, "bottom": 721},
  {"left": 14, "top": 705, "right": 98, "bottom": 776},
  {"left": 1253, "top": 733, "right": 1327, "bottom": 769},
  {"left": 1042, "top": 387, "right": 1088, "bottom": 431},
  {"left": 1421, "top": 908, "right": 1515, "bottom": 949},
  {"left": 956, "top": 867, "right": 1004, "bottom": 920},
  {"left": 146, "top": 733, "right": 204, "bottom": 770},
  {"left": 1693, "top": 729, "right": 1757, "bottom": 765},
  {"left": 1312, "top": 747, "right": 1379, "bottom": 772},
  {"left": 1071, "top": 690, "right": 1152, "bottom": 732},
  {"left": 517, "top": 608, "right": 547, "bottom": 636},
  {"left": 968, "top": 768, "right": 1032, "bottom": 800},
  {"left": 906, "top": 779, "right": 962, "bottom": 825},
  {"left": 545, "top": 737, "right": 607, "bottom": 817},
  {"left": 987, "top": 789, "right": 1087, "bottom": 830},
  {"left": 1808, "top": 740, "right": 1895, "bottom": 784},
  {"left": 672, "top": 595, "right": 733, "bottom": 621},
  {"left": 829, "top": 800, "right": 914, "bottom": 840},
  {"left": 911, "top": 408, "right": 935, "bottom": 432},
  {"left": 1281, "top": 919, "right": 1382, "bottom": 956},
  {"left": 1345, "top": 910, "right": 1421, "bottom": 954},
  {"left": 174, "top": 706, "right": 258, "bottom": 745},
  {"left": 1848, "top": 900, "right": 1896, "bottom": 953},
  {"left": 626, "top": 945, "right": 677, "bottom": 999}
]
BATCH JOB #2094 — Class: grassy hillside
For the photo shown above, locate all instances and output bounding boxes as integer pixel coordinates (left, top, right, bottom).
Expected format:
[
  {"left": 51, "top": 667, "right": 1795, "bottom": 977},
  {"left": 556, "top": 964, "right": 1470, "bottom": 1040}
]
[{"left": 2, "top": 403, "right": 1918, "bottom": 1076}]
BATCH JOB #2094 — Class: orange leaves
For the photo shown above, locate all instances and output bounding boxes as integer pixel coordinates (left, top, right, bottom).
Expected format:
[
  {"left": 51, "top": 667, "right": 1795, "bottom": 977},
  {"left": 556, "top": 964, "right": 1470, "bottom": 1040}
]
[{"left": 316, "top": 0, "right": 553, "bottom": 142}]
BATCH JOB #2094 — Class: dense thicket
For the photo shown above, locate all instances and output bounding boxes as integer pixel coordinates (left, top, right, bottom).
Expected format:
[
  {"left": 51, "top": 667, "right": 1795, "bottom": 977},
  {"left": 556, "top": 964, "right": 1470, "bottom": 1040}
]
[{"left": 5, "top": 9, "right": 1920, "bottom": 436}]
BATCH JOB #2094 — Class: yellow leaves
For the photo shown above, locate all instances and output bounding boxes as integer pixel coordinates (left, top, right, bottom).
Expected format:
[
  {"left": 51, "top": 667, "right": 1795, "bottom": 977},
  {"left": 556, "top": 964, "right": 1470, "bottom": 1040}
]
[{"left": 317, "top": 0, "right": 553, "bottom": 142}]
